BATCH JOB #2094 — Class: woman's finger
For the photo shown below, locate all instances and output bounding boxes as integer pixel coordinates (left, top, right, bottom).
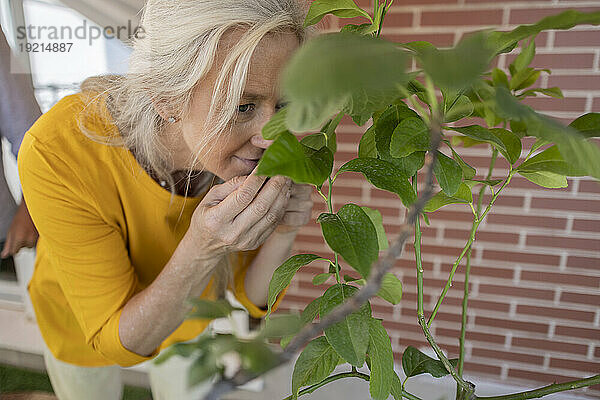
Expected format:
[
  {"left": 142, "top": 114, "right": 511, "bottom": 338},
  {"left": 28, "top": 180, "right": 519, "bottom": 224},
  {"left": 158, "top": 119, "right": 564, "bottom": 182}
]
[
  {"left": 213, "top": 167, "right": 269, "bottom": 222},
  {"left": 243, "top": 180, "right": 291, "bottom": 247},
  {"left": 232, "top": 175, "right": 290, "bottom": 227}
]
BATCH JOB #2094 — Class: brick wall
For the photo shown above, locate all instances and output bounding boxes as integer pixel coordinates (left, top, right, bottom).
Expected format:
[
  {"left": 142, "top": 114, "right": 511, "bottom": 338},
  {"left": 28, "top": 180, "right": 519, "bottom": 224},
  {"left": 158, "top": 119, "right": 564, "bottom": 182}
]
[{"left": 278, "top": 0, "right": 600, "bottom": 396}]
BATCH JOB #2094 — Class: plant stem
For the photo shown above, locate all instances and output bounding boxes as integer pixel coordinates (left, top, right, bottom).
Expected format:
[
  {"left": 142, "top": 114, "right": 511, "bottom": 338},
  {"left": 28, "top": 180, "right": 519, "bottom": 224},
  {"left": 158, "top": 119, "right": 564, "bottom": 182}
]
[
  {"left": 456, "top": 148, "right": 498, "bottom": 400},
  {"left": 326, "top": 176, "right": 342, "bottom": 284},
  {"left": 475, "top": 374, "right": 600, "bottom": 400},
  {"left": 280, "top": 371, "right": 423, "bottom": 400},
  {"left": 412, "top": 176, "right": 424, "bottom": 319},
  {"left": 418, "top": 314, "right": 475, "bottom": 396},
  {"left": 428, "top": 155, "right": 512, "bottom": 327}
]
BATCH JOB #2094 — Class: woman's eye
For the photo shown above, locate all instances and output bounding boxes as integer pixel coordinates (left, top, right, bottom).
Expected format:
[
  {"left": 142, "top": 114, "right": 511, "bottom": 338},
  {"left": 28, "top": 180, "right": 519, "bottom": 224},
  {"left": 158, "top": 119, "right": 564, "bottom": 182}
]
[
  {"left": 275, "top": 102, "right": 288, "bottom": 111},
  {"left": 238, "top": 104, "right": 255, "bottom": 113}
]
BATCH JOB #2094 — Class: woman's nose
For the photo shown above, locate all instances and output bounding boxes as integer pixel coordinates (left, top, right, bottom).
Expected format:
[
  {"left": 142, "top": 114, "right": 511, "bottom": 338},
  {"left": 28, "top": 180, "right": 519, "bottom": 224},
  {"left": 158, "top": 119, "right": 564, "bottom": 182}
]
[{"left": 250, "top": 134, "right": 274, "bottom": 149}]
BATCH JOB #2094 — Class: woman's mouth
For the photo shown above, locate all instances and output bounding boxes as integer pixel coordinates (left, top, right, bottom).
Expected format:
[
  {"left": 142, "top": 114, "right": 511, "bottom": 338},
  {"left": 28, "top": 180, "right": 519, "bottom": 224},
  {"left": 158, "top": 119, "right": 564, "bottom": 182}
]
[{"left": 235, "top": 156, "right": 259, "bottom": 170}]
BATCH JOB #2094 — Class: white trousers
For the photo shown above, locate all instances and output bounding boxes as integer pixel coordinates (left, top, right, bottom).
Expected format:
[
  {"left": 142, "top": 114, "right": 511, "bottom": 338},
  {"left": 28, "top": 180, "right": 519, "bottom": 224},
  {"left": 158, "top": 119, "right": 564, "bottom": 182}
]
[{"left": 43, "top": 336, "right": 216, "bottom": 400}]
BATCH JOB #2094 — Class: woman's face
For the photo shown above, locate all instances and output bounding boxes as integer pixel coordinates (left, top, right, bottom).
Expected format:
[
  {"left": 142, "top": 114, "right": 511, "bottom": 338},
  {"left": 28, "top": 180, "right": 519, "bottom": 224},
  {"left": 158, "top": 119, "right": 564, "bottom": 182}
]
[{"left": 175, "top": 29, "right": 300, "bottom": 181}]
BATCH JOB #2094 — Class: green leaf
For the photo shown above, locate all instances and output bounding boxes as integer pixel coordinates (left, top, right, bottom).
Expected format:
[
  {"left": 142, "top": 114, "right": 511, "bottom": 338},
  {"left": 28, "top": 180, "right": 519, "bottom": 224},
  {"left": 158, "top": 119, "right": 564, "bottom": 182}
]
[
  {"left": 569, "top": 113, "right": 600, "bottom": 138},
  {"left": 490, "top": 128, "right": 522, "bottom": 164},
  {"left": 519, "top": 87, "right": 564, "bottom": 99},
  {"left": 300, "top": 133, "right": 327, "bottom": 151},
  {"left": 450, "top": 147, "right": 476, "bottom": 180},
  {"left": 424, "top": 183, "right": 473, "bottom": 212},
  {"left": 510, "top": 68, "right": 541, "bottom": 91},
  {"left": 318, "top": 204, "right": 379, "bottom": 278},
  {"left": 510, "top": 120, "right": 528, "bottom": 138},
  {"left": 256, "top": 131, "right": 333, "bottom": 187},
  {"left": 366, "top": 319, "right": 394, "bottom": 400},
  {"left": 187, "top": 298, "right": 243, "bottom": 319},
  {"left": 444, "top": 95, "right": 474, "bottom": 123},
  {"left": 359, "top": 125, "right": 378, "bottom": 158},
  {"left": 281, "top": 297, "right": 322, "bottom": 350},
  {"left": 390, "top": 370, "right": 405, "bottom": 400},
  {"left": 492, "top": 68, "right": 510, "bottom": 89},
  {"left": 343, "top": 86, "right": 406, "bottom": 126},
  {"left": 374, "top": 102, "right": 419, "bottom": 160},
  {"left": 266, "top": 254, "right": 325, "bottom": 318},
  {"left": 517, "top": 145, "right": 585, "bottom": 176},
  {"left": 262, "top": 107, "right": 289, "bottom": 140},
  {"left": 377, "top": 273, "right": 403, "bottom": 305},
  {"left": 291, "top": 336, "right": 340, "bottom": 399},
  {"left": 340, "top": 22, "right": 378, "bottom": 35},
  {"left": 390, "top": 117, "right": 430, "bottom": 157},
  {"left": 320, "top": 284, "right": 372, "bottom": 367},
  {"left": 360, "top": 206, "right": 389, "bottom": 251},
  {"left": 451, "top": 135, "right": 487, "bottom": 148},
  {"left": 448, "top": 125, "right": 513, "bottom": 163},
  {"left": 188, "top": 356, "right": 220, "bottom": 387},
  {"left": 283, "top": 32, "right": 408, "bottom": 131},
  {"left": 488, "top": 10, "right": 600, "bottom": 56},
  {"left": 495, "top": 87, "right": 600, "bottom": 180},
  {"left": 304, "top": 0, "right": 372, "bottom": 28},
  {"left": 390, "top": 151, "right": 426, "bottom": 178},
  {"left": 518, "top": 170, "right": 568, "bottom": 188},
  {"left": 512, "top": 38, "right": 536, "bottom": 73},
  {"left": 338, "top": 158, "right": 416, "bottom": 206},
  {"left": 259, "top": 314, "right": 303, "bottom": 339},
  {"left": 312, "top": 272, "right": 331, "bottom": 286},
  {"left": 420, "top": 32, "right": 493, "bottom": 90},
  {"left": 434, "top": 151, "right": 463, "bottom": 196},
  {"left": 323, "top": 112, "right": 343, "bottom": 154},
  {"left": 238, "top": 340, "right": 279, "bottom": 375},
  {"left": 401, "top": 346, "right": 459, "bottom": 378}
]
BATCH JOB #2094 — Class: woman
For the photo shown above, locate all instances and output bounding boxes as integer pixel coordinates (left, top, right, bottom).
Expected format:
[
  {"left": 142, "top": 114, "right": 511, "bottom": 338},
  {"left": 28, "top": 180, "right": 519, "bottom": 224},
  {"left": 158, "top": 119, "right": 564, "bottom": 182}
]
[{"left": 17, "top": 1, "right": 315, "bottom": 399}]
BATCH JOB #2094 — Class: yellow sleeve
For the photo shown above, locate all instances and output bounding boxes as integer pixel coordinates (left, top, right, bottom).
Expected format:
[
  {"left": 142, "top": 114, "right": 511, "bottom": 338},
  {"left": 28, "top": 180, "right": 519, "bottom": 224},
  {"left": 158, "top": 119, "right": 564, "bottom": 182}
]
[
  {"left": 18, "top": 134, "right": 159, "bottom": 367},
  {"left": 229, "top": 246, "right": 289, "bottom": 319}
]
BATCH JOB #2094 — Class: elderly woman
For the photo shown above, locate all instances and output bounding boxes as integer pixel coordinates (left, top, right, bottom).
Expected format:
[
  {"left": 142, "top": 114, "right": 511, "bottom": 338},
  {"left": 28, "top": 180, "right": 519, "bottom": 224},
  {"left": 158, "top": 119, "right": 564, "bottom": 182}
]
[{"left": 17, "top": 1, "right": 314, "bottom": 399}]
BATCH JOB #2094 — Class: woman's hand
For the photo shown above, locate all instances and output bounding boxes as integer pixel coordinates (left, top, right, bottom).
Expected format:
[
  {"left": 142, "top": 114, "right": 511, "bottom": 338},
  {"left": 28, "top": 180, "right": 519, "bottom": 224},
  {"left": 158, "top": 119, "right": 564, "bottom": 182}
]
[
  {"left": 186, "top": 167, "right": 293, "bottom": 257},
  {"left": 1, "top": 200, "right": 39, "bottom": 258},
  {"left": 273, "top": 182, "right": 314, "bottom": 235}
]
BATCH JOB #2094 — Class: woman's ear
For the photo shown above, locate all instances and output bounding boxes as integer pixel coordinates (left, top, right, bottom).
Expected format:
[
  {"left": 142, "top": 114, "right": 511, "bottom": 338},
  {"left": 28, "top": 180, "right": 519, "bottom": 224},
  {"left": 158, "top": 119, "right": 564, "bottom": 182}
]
[{"left": 151, "top": 96, "right": 179, "bottom": 122}]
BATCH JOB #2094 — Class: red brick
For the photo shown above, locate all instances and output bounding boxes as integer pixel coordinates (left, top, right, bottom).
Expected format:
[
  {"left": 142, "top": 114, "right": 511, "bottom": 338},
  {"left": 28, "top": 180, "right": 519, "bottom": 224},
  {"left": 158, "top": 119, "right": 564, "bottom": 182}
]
[
  {"left": 382, "top": 320, "right": 423, "bottom": 336},
  {"left": 427, "top": 209, "right": 474, "bottom": 223},
  {"left": 555, "top": 325, "right": 600, "bottom": 341},
  {"left": 479, "top": 283, "right": 554, "bottom": 301},
  {"left": 480, "top": 193, "right": 524, "bottom": 208},
  {"left": 517, "top": 304, "right": 595, "bottom": 323},
  {"left": 560, "top": 291, "right": 600, "bottom": 306},
  {"left": 567, "top": 255, "right": 600, "bottom": 270},
  {"left": 380, "top": 11, "right": 413, "bottom": 28},
  {"left": 526, "top": 234, "right": 600, "bottom": 252},
  {"left": 512, "top": 337, "right": 588, "bottom": 355},
  {"left": 507, "top": 368, "right": 579, "bottom": 385},
  {"left": 483, "top": 249, "right": 561, "bottom": 266},
  {"left": 522, "top": 96, "right": 587, "bottom": 113},
  {"left": 487, "top": 213, "right": 566, "bottom": 230},
  {"left": 578, "top": 180, "right": 600, "bottom": 194},
  {"left": 476, "top": 316, "right": 549, "bottom": 334},
  {"left": 507, "top": 52, "right": 595, "bottom": 72},
  {"left": 572, "top": 219, "right": 600, "bottom": 233},
  {"left": 382, "top": 33, "right": 456, "bottom": 48},
  {"left": 531, "top": 197, "right": 600, "bottom": 213},
  {"left": 554, "top": 30, "right": 600, "bottom": 47},
  {"left": 472, "top": 347, "right": 544, "bottom": 366},
  {"left": 520, "top": 270, "right": 600, "bottom": 288},
  {"left": 509, "top": 7, "right": 600, "bottom": 25},
  {"left": 445, "top": 296, "right": 511, "bottom": 313},
  {"left": 549, "top": 358, "right": 600, "bottom": 373},
  {"left": 463, "top": 361, "right": 502, "bottom": 376},
  {"left": 547, "top": 75, "right": 600, "bottom": 91},
  {"left": 332, "top": 185, "right": 362, "bottom": 198},
  {"left": 421, "top": 9, "right": 503, "bottom": 27}
]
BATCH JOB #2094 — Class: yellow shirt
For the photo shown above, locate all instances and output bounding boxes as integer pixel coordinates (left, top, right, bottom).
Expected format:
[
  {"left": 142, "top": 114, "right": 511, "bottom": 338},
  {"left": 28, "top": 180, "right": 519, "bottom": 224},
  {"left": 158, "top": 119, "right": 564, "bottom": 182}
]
[{"left": 17, "top": 92, "right": 286, "bottom": 367}]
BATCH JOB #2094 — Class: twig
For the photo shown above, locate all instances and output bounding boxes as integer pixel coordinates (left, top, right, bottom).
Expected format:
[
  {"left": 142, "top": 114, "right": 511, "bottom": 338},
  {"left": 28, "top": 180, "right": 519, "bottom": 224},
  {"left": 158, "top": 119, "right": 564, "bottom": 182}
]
[
  {"left": 201, "top": 117, "right": 443, "bottom": 400},
  {"left": 475, "top": 374, "right": 600, "bottom": 400}
]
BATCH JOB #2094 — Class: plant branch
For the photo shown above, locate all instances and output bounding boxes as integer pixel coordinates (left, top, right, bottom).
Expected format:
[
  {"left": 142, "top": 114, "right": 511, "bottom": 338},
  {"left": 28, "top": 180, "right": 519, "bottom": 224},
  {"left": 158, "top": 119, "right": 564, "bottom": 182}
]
[
  {"left": 457, "top": 147, "right": 498, "bottom": 400},
  {"left": 280, "top": 371, "right": 369, "bottom": 400},
  {"left": 202, "top": 112, "right": 444, "bottom": 400},
  {"left": 475, "top": 374, "right": 600, "bottom": 400}
]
